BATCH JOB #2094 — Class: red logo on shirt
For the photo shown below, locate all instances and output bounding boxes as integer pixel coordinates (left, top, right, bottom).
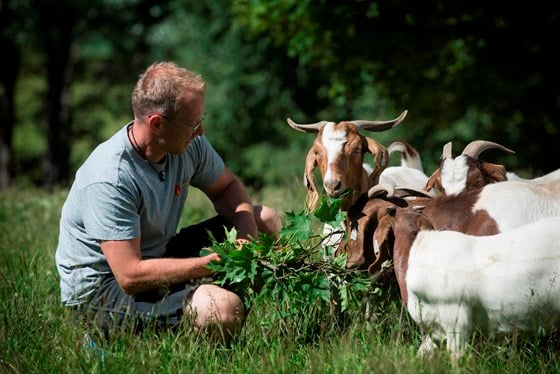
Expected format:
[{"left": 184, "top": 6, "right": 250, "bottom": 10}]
[{"left": 174, "top": 179, "right": 189, "bottom": 196}]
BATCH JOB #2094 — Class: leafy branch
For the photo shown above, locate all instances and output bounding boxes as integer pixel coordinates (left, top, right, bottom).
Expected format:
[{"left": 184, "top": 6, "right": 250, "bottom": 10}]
[{"left": 201, "top": 195, "right": 373, "bottom": 336}]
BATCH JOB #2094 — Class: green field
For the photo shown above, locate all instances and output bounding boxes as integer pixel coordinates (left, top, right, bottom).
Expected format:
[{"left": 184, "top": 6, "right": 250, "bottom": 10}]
[{"left": 1, "top": 186, "right": 558, "bottom": 373}]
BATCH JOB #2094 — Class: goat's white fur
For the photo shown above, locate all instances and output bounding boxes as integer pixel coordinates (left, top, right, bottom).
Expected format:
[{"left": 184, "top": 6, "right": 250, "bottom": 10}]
[
  {"left": 404, "top": 216, "right": 560, "bottom": 360},
  {"left": 318, "top": 123, "right": 350, "bottom": 254},
  {"left": 438, "top": 155, "right": 470, "bottom": 196},
  {"left": 471, "top": 179, "right": 560, "bottom": 232},
  {"left": 387, "top": 140, "right": 424, "bottom": 171},
  {"left": 506, "top": 168, "right": 560, "bottom": 183},
  {"left": 379, "top": 167, "right": 431, "bottom": 193},
  {"left": 322, "top": 123, "right": 347, "bottom": 196},
  {"left": 439, "top": 155, "right": 560, "bottom": 195},
  {"left": 378, "top": 140, "right": 434, "bottom": 194}
]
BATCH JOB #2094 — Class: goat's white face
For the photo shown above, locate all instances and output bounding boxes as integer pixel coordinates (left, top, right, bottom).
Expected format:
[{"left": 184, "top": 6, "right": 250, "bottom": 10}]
[
  {"left": 322, "top": 123, "right": 348, "bottom": 196},
  {"left": 439, "top": 156, "right": 469, "bottom": 195}
]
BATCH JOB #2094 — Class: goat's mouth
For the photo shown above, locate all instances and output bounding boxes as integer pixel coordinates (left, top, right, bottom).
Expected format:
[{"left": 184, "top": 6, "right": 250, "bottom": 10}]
[{"left": 324, "top": 187, "right": 351, "bottom": 198}]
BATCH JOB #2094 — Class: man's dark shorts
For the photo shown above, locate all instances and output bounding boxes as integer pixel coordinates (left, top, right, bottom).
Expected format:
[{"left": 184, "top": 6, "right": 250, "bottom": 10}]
[{"left": 73, "top": 216, "right": 231, "bottom": 337}]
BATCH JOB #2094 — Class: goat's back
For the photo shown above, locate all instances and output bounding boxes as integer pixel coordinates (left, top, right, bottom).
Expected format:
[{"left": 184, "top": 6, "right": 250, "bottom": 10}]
[{"left": 473, "top": 179, "right": 560, "bottom": 232}]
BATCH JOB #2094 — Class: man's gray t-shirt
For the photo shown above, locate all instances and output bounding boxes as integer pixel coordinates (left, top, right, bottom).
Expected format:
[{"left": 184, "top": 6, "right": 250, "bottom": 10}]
[{"left": 55, "top": 123, "right": 225, "bottom": 306}]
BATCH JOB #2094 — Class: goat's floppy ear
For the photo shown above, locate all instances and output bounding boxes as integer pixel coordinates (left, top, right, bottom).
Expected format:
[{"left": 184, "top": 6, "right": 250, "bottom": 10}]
[
  {"left": 480, "top": 162, "right": 508, "bottom": 184},
  {"left": 368, "top": 215, "right": 394, "bottom": 275},
  {"left": 304, "top": 148, "right": 319, "bottom": 212},
  {"left": 386, "top": 205, "right": 397, "bottom": 216},
  {"left": 424, "top": 168, "right": 442, "bottom": 193},
  {"left": 342, "top": 214, "right": 370, "bottom": 269},
  {"left": 364, "top": 137, "right": 389, "bottom": 186}
]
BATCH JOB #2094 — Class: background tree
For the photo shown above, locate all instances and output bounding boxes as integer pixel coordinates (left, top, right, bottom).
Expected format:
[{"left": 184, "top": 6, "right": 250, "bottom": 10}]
[
  {"left": 233, "top": 0, "right": 560, "bottom": 174},
  {"left": 0, "top": 1, "right": 24, "bottom": 189},
  {"left": 4, "top": 0, "right": 170, "bottom": 189},
  {"left": 5, "top": 1, "right": 560, "bottom": 190},
  {"left": 145, "top": 1, "right": 310, "bottom": 188}
]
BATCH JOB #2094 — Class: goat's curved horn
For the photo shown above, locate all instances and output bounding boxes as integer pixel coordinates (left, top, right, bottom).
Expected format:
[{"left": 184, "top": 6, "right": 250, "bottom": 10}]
[
  {"left": 286, "top": 118, "right": 330, "bottom": 133},
  {"left": 387, "top": 140, "right": 408, "bottom": 155},
  {"left": 461, "top": 140, "right": 516, "bottom": 158},
  {"left": 367, "top": 184, "right": 395, "bottom": 198},
  {"left": 350, "top": 110, "right": 408, "bottom": 132},
  {"left": 394, "top": 188, "right": 433, "bottom": 198},
  {"left": 442, "top": 142, "right": 453, "bottom": 160}
]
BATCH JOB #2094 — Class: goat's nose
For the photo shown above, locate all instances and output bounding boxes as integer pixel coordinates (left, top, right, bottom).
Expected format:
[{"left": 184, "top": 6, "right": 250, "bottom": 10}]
[{"left": 324, "top": 180, "right": 342, "bottom": 195}]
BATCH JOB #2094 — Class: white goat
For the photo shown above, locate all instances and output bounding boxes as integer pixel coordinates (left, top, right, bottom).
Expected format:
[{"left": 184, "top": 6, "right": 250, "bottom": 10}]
[
  {"left": 506, "top": 168, "right": 560, "bottom": 183},
  {"left": 372, "top": 210, "right": 560, "bottom": 361},
  {"left": 378, "top": 140, "right": 433, "bottom": 194}
]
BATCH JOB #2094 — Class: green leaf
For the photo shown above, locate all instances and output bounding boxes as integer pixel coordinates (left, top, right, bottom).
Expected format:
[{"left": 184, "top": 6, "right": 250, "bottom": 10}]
[
  {"left": 331, "top": 253, "right": 348, "bottom": 268},
  {"left": 228, "top": 267, "right": 247, "bottom": 284},
  {"left": 313, "top": 195, "right": 348, "bottom": 226},
  {"left": 225, "top": 226, "right": 238, "bottom": 243},
  {"left": 280, "top": 210, "right": 312, "bottom": 240}
]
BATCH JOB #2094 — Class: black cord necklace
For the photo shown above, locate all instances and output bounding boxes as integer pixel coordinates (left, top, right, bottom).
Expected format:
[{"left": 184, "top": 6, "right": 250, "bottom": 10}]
[{"left": 129, "top": 125, "right": 167, "bottom": 182}]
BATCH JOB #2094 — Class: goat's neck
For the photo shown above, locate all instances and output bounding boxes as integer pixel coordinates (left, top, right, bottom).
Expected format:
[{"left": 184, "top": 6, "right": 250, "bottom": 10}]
[
  {"left": 341, "top": 192, "right": 361, "bottom": 211},
  {"left": 392, "top": 226, "right": 421, "bottom": 305}
]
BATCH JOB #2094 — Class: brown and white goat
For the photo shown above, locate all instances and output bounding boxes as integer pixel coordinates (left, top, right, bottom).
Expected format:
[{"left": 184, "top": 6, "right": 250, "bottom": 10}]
[
  {"left": 287, "top": 110, "right": 408, "bottom": 212},
  {"left": 338, "top": 178, "right": 560, "bottom": 270},
  {"left": 387, "top": 139, "right": 425, "bottom": 172},
  {"left": 379, "top": 140, "right": 433, "bottom": 194},
  {"left": 371, "top": 209, "right": 560, "bottom": 361},
  {"left": 426, "top": 140, "right": 560, "bottom": 195},
  {"left": 424, "top": 140, "right": 515, "bottom": 195}
]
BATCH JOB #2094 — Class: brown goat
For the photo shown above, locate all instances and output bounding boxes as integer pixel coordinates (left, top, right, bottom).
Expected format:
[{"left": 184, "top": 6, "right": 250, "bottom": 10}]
[
  {"left": 339, "top": 177, "right": 560, "bottom": 271},
  {"left": 338, "top": 184, "right": 501, "bottom": 271},
  {"left": 287, "top": 110, "right": 408, "bottom": 212}
]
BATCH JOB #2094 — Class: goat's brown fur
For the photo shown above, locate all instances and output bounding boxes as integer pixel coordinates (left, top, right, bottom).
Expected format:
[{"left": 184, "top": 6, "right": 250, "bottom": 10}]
[
  {"left": 304, "top": 123, "right": 388, "bottom": 212},
  {"left": 338, "top": 188, "right": 500, "bottom": 269},
  {"left": 371, "top": 210, "right": 433, "bottom": 304}
]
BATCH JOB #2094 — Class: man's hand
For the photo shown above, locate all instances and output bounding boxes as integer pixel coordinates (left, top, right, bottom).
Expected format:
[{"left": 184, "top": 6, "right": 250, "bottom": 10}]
[
  {"left": 203, "top": 250, "right": 221, "bottom": 262},
  {"left": 235, "top": 238, "right": 250, "bottom": 250}
]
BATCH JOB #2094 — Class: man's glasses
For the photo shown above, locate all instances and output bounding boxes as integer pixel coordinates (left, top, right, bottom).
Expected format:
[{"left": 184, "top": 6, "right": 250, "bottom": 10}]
[{"left": 160, "top": 112, "right": 206, "bottom": 132}]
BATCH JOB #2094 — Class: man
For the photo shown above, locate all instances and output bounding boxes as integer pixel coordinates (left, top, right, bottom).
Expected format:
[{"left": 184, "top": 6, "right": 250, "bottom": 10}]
[{"left": 55, "top": 61, "right": 282, "bottom": 339}]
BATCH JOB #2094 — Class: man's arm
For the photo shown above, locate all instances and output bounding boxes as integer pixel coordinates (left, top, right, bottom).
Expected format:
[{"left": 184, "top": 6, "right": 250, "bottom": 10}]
[
  {"left": 202, "top": 168, "right": 258, "bottom": 241},
  {"left": 101, "top": 238, "right": 219, "bottom": 295}
]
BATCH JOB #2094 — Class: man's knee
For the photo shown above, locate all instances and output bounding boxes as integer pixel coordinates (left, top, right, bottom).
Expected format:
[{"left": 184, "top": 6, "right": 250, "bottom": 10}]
[
  {"left": 187, "top": 284, "right": 245, "bottom": 337},
  {"left": 254, "top": 204, "right": 282, "bottom": 234}
]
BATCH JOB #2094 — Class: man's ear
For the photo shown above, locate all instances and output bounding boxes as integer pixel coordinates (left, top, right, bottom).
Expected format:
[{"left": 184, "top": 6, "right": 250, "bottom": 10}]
[{"left": 148, "top": 115, "right": 163, "bottom": 131}]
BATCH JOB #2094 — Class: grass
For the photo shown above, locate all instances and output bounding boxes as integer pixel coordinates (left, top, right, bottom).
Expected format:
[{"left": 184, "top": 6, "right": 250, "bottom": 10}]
[{"left": 1, "top": 185, "right": 559, "bottom": 373}]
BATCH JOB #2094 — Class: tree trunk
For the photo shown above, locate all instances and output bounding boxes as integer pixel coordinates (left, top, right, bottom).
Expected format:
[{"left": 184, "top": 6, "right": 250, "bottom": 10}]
[
  {"left": 39, "top": 8, "right": 75, "bottom": 189},
  {"left": 0, "top": 38, "right": 21, "bottom": 190}
]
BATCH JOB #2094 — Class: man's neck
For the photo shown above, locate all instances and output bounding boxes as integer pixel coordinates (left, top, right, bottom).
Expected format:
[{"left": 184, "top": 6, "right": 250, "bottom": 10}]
[{"left": 128, "top": 122, "right": 166, "bottom": 164}]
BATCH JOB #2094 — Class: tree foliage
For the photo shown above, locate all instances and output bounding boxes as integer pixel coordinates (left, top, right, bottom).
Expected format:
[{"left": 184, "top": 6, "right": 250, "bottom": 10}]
[
  {"left": 4, "top": 1, "right": 560, "bottom": 189},
  {"left": 233, "top": 1, "right": 560, "bottom": 174}
]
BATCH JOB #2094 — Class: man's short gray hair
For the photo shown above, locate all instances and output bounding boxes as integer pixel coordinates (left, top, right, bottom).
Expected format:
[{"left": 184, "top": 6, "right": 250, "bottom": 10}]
[{"left": 131, "top": 61, "right": 206, "bottom": 119}]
